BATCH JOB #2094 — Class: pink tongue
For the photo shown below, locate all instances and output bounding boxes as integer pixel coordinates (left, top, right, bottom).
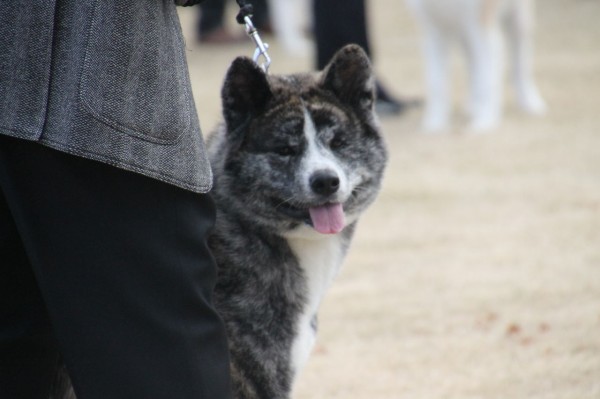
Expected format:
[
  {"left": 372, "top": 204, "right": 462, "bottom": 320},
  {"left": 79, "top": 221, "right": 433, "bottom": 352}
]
[{"left": 308, "top": 203, "right": 345, "bottom": 234}]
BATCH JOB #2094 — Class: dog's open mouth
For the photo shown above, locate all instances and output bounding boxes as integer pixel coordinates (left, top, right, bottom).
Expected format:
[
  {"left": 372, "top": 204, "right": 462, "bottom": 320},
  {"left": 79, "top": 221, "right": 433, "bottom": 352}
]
[{"left": 274, "top": 199, "right": 346, "bottom": 234}]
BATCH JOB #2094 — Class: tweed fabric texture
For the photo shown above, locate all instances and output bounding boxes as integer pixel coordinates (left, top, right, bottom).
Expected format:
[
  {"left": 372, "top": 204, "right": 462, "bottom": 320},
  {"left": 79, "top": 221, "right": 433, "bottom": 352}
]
[{"left": 0, "top": 0, "right": 212, "bottom": 193}]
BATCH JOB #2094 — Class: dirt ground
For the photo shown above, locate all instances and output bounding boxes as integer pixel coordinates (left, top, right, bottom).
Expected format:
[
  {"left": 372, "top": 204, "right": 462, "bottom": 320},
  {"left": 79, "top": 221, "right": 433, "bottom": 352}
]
[{"left": 178, "top": 1, "right": 600, "bottom": 397}]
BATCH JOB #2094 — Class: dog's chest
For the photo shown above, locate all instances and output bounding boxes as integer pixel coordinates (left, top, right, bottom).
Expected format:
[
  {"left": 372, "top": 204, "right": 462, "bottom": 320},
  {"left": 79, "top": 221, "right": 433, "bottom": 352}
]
[{"left": 285, "top": 232, "right": 345, "bottom": 377}]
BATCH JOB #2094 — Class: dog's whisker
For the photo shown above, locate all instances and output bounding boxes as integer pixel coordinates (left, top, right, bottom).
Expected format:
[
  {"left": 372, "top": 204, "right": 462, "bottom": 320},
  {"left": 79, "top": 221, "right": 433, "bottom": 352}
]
[{"left": 274, "top": 195, "right": 299, "bottom": 209}]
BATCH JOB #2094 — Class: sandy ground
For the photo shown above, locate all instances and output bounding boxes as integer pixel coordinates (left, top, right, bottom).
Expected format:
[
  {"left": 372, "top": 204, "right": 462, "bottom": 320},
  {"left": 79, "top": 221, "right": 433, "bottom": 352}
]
[{"left": 178, "top": 1, "right": 600, "bottom": 397}]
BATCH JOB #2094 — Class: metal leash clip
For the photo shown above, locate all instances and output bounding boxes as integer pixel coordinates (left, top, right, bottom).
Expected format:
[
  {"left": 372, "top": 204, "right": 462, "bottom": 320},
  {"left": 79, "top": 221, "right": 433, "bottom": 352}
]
[{"left": 236, "top": 1, "right": 271, "bottom": 73}]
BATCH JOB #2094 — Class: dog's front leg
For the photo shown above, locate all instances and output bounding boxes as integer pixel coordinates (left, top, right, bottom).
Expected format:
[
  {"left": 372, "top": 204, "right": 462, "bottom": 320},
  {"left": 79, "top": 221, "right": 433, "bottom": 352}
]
[
  {"left": 463, "top": 21, "right": 503, "bottom": 132},
  {"left": 422, "top": 25, "right": 451, "bottom": 132},
  {"left": 504, "top": 0, "right": 546, "bottom": 115}
]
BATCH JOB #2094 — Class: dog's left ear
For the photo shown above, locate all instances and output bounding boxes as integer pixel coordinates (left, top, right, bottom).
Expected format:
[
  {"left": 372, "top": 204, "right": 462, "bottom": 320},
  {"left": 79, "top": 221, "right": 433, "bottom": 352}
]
[
  {"left": 320, "top": 44, "right": 375, "bottom": 113},
  {"left": 221, "top": 57, "right": 272, "bottom": 131}
]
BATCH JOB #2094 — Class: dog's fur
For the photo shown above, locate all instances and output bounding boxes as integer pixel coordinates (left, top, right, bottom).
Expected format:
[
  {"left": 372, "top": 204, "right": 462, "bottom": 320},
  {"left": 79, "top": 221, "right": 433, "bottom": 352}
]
[
  {"left": 406, "top": 0, "right": 546, "bottom": 132},
  {"left": 207, "top": 44, "right": 387, "bottom": 398},
  {"left": 50, "top": 44, "right": 386, "bottom": 399}
]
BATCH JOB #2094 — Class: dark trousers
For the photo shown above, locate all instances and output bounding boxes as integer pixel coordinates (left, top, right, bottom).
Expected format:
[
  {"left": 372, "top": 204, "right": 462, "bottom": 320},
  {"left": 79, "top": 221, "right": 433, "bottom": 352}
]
[
  {"left": 0, "top": 136, "right": 232, "bottom": 399},
  {"left": 198, "top": 0, "right": 226, "bottom": 35},
  {"left": 313, "top": 0, "right": 371, "bottom": 69}
]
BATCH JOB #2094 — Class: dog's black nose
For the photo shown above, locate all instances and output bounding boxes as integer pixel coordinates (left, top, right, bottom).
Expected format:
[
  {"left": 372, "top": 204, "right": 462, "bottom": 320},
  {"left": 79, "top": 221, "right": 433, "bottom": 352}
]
[{"left": 310, "top": 171, "right": 340, "bottom": 196}]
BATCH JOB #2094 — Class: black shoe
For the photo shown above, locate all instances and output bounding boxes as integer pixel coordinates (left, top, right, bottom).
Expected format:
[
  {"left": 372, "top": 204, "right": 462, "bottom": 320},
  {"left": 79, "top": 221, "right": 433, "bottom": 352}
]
[{"left": 375, "top": 81, "right": 420, "bottom": 116}]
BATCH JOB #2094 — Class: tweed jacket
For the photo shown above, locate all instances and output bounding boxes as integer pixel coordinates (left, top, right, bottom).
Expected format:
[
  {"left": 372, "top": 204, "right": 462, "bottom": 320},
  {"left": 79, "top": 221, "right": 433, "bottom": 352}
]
[{"left": 0, "top": 1, "right": 211, "bottom": 193}]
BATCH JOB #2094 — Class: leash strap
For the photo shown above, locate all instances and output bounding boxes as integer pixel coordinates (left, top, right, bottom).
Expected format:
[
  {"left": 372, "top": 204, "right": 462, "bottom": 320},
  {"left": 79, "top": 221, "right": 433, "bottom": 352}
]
[{"left": 235, "top": 0, "right": 271, "bottom": 73}]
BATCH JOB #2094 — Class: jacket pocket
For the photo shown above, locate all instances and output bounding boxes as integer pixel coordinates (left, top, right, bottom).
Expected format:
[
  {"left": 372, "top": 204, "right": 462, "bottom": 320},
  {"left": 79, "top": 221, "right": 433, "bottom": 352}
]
[{"left": 79, "top": 1, "right": 192, "bottom": 144}]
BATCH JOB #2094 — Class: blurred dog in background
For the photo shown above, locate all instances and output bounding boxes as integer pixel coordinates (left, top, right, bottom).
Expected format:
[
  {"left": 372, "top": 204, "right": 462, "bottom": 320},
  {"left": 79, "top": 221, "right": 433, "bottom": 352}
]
[{"left": 406, "top": 0, "right": 546, "bottom": 132}]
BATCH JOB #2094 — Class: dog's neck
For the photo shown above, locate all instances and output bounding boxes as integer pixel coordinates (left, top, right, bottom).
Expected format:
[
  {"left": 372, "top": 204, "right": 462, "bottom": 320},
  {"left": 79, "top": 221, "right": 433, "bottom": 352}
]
[
  {"left": 283, "top": 223, "right": 356, "bottom": 308},
  {"left": 283, "top": 224, "right": 355, "bottom": 379},
  {"left": 286, "top": 230, "right": 345, "bottom": 309}
]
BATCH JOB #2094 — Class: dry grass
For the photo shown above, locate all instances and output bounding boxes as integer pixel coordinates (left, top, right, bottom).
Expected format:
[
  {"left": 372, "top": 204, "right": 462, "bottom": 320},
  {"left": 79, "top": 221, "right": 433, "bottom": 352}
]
[{"left": 178, "top": 1, "right": 600, "bottom": 397}]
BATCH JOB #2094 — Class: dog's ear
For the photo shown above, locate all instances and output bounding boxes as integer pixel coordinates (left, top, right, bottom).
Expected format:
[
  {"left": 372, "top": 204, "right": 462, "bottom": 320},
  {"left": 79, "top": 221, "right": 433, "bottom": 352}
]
[
  {"left": 320, "top": 44, "right": 375, "bottom": 113},
  {"left": 221, "top": 57, "right": 272, "bottom": 131}
]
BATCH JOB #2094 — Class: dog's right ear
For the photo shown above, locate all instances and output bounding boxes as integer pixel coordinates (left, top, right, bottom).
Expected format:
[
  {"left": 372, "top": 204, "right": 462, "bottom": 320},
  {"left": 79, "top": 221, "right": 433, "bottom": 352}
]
[{"left": 221, "top": 57, "right": 272, "bottom": 131}]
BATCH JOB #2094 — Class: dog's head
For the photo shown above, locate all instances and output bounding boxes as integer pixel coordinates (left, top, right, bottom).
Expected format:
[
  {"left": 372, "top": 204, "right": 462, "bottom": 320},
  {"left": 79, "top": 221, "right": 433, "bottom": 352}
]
[{"left": 210, "top": 44, "right": 387, "bottom": 236}]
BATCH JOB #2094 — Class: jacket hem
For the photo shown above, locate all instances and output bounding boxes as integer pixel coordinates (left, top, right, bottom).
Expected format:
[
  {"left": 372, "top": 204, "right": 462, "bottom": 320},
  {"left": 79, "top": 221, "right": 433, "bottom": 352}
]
[{"left": 39, "top": 137, "right": 213, "bottom": 194}]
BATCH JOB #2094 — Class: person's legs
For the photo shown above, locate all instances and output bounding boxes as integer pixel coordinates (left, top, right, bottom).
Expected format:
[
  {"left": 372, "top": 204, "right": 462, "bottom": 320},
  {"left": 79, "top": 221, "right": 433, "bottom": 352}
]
[
  {"left": 0, "top": 183, "right": 60, "bottom": 399},
  {"left": 313, "top": 0, "right": 370, "bottom": 70},
  {"left": 313, "top": 0, "right": 410, "bottom": 115},
  {"left": 198, "top": 0, "right": 226, "bottom": 37},
  {"left": 252, "top": 0, "right": 271, "bottom": 32},
  {"left": 0, "top": 136, "right": 232, "bottom": 399},
  {"left": 197, "top": 0, "right": 244, "bottom": 44}
]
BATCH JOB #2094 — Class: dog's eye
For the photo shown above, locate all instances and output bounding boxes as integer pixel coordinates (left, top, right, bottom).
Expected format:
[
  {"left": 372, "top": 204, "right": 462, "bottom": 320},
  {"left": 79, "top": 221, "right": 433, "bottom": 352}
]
[
  {"left": 329, "top": 135, "right": 346, "bottom": 150},
  {"left": 274, "top": 145, "right": 298, "bottom": 156}
]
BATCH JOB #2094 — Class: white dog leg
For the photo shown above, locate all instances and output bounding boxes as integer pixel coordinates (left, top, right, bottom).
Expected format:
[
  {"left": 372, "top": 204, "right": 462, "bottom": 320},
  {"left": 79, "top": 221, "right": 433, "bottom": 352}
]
[
  {"left": 463, "top": 19, "right": 503, "bottom": 132},
  {"left": 504, "top": 0, "right": 546, "bottom": 115},
  {"left": 421, "top": 26, "right": 451, "bottom": 132},
  {"left": 268, "top": 0, "right": 311, "bottom": 56}
]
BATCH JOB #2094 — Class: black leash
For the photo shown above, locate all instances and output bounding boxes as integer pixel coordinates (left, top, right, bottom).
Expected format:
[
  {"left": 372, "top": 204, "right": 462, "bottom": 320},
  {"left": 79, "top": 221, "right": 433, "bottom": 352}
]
[{"left": 235, "top": 0, "right": 271, "bottom": 73}]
